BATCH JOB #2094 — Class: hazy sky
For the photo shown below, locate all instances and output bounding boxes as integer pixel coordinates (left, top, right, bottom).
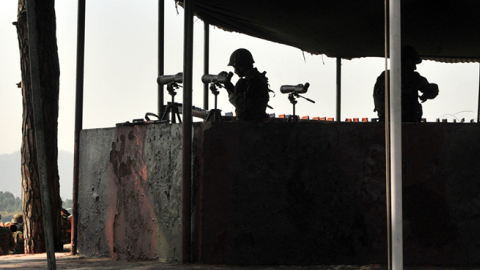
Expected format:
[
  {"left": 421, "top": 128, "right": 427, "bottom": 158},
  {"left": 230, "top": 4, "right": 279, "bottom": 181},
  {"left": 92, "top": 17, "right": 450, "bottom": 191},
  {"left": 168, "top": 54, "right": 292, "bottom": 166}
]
[{"left": 1, "top": 0, "right": 479, "bottom": 158}]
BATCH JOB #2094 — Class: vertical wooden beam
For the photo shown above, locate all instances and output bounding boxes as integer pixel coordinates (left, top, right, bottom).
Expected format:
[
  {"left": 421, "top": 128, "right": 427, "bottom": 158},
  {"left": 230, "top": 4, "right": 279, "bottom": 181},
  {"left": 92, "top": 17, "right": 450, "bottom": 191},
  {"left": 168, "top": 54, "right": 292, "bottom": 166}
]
[
  {"left": 478, "top": 63, "right": 480, "bottom": 122},
  {"left": 336, "top": 57, "right": 341, "bottom": 122},
  {"left": 158, "top": 0, "right": 165, "bottom": 117},
  {"left": 204, "top": 22, "right": 210, "bottom": 110},
  {"left": 182, "top": 0, "right": 194, "bottom": 263},
  {"left": 72, "top": 0, "right": 86, "bottom": 256},
  {"left": 384, "top": 0, "right": 392, "bottom": 269},
  {"left": 26, "top": 0, "right": 57, "bottom": 268}
]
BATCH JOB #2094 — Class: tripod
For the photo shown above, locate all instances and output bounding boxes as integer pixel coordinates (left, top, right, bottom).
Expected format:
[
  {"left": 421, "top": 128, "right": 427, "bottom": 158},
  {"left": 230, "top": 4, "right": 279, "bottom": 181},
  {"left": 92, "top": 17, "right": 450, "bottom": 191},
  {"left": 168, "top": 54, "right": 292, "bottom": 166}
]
[
  {"left": 205, "top": 83, "right": 223, "bottom": 121},
  {"left": 287, "top": 93, "right": 299, "bottom": 122},
  {"left": 160, "top": 82, "right": 182, "bottom": 123},
  {"left": 286, "top": 92, "right": 316, "bottom": 122}
]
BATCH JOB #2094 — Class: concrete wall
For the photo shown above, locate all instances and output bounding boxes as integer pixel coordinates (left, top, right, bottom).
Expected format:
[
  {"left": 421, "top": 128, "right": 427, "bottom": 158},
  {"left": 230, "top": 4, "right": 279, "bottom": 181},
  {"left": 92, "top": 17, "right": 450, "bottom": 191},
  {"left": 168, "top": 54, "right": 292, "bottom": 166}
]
[
  {"left": 193, "top": 122, "right": 480, "bottom": 266},
  {"left": 77, "top": 124, "right": 182, "bottom": 261},
  {"left": 78, "top": 121, "right": 480, "bottom": 266}
]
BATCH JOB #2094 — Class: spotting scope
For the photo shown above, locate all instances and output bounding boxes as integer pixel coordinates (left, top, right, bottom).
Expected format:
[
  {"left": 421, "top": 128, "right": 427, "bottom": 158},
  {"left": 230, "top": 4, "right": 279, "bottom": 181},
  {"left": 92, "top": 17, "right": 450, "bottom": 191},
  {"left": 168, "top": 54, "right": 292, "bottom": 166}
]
[
  {"left": 201, "top": 72, "right": 234, "bottom": 84},
  {"left": 280, "top": 83, "right": 310, "bottom": 94},
  {"left": 157, "top": 72, "right": 183, "bottom": 85}
]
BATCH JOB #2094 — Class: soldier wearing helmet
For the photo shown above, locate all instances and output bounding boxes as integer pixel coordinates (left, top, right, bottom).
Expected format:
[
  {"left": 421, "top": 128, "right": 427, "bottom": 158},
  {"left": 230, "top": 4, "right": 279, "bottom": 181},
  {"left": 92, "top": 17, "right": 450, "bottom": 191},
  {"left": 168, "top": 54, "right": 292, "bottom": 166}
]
[
  {"left": 11, "top": 213, "right": 23, "bottom": 231},
  {"left": 373, "top": 45, "right": 439, "bottom": 122},
  {"left": 222, "top": 48, "right": 270, "bottom": 121},
  {"left": 10, "top": 213, "right": 24, "bottom": 254},
  {"left": 12, "top": 213, "right": 23, "bottom": 224}
]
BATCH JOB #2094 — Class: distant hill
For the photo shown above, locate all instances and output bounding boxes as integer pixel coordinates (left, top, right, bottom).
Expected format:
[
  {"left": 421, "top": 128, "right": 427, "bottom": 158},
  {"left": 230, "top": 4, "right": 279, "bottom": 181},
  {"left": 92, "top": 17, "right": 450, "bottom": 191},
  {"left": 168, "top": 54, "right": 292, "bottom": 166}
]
[{"left": 0, "top": 150, "right": 74, "bottom": 199}]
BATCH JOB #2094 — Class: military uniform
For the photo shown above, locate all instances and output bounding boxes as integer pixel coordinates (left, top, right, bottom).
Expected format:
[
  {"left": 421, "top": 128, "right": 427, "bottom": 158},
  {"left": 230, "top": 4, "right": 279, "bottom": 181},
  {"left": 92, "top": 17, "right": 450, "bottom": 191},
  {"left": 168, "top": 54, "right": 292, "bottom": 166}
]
[
  {"left": 61, "top": 209, "right": 71, "bottom": 244},
  {"left": 373, "top": 46, "right": 439, "bottom": 122},
  {"left": 373, "top": 70, "right": 438, "bottom": 122},
  {"left": 13, "top": 231, "right": 24, "bottom": 254},
  {"left": 0, "top": 227, "right": 14, "bottom": 255},
  {"left": 10, "top": 213, "right": 24, "bottom": 254},
  {"left": 229, "top": 68, "right": 270, "bottom": 121}
]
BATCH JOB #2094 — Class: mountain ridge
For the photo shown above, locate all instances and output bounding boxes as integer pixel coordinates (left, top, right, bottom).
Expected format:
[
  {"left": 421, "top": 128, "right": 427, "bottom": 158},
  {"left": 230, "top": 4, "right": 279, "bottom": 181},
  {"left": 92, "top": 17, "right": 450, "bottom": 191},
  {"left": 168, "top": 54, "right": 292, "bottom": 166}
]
[{"left": 0, "top": 150, "right": 74, "bottom": 199}]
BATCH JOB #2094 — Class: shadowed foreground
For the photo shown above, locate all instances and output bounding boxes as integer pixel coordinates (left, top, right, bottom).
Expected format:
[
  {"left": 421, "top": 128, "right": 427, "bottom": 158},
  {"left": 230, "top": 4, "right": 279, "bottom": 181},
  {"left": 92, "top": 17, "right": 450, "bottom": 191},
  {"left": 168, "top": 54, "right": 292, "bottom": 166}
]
[
  {"left": 1, "top": 252, "right": 478, "bottom": 270},
  {"left": 78, "top": 122, "right": 480, "bottom": 266}
]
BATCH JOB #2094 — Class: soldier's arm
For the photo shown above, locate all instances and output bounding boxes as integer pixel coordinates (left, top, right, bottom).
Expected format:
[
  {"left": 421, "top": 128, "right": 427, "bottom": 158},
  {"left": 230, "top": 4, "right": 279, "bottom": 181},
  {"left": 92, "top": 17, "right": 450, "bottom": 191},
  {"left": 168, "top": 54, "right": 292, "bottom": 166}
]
[
  {"left": 411, "top": 72, "right": 439, "bottom": 102},
  {"left": 231, "top": 79, "right": 263, "bottom": 111},
  {"left": 419, "top": 83, "right": 439, "bottom": 102},
  {"left": 228, "top": 92, "right": 237, "bottom": 106},
  {"left": 224, "top": 81, "right": 234, "bottom": 94}
]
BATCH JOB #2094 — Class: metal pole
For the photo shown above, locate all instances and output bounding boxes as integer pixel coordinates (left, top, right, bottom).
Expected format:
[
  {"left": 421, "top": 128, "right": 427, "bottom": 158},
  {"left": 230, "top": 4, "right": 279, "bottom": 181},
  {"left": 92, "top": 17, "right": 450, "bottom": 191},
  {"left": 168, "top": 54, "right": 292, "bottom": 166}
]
[
  {"left": 336, "top": 57, "right": 341, "bottom": 122},
  {"left": 384, "top": 0, "right": 392, "bottom": 269},
  {"left": 203, "top": 22, "right": 210, "bottom": 110},
  {"left": 26, "top": 0, "right": 57, "bottom": 268},
  {"left": 182, "top": 0, "right": 194, "bottom": 263},
  {"left": 72, "top": 0, "right": 86, "bottom": 256},
  {"left": 158, "top": 0, "right": 165, "bottom": 117},
  {"left": 389, "top": 0, "right": 403, "bottom": 269}
]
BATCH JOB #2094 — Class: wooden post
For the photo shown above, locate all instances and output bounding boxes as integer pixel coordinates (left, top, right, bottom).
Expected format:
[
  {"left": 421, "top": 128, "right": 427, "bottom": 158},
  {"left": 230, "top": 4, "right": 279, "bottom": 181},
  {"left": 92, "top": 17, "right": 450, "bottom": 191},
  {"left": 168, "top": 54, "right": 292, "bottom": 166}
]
[
  {"left": 182, "top": 0, "right": 194, "bottom": 263},
  {"left": 72, "top": 0, "right": 86, "bottom": 256},
  {"left": 26, "top": 0, "right": 57, "bottom": 268}
]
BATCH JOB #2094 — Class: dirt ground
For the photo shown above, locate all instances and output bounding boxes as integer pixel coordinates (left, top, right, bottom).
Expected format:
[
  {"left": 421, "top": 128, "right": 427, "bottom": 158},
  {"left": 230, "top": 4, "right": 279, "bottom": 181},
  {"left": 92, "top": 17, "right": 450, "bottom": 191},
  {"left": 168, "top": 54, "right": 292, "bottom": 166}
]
[
  {"left": 0, "top": 252, "right": 381, "bottom": 270},
  {"left": 0, "top": 247, "right": 477, "bottom": 270}
]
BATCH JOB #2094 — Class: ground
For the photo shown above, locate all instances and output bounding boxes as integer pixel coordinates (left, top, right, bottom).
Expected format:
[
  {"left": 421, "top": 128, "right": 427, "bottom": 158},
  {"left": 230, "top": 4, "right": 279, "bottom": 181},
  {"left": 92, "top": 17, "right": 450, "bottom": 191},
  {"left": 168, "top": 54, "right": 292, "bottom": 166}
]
[
  {"left": 0, "top": 251, "right": 478, "bottom": 270},
  {"left": 0, "top": 245, "right": 476, "bottom": 270}
]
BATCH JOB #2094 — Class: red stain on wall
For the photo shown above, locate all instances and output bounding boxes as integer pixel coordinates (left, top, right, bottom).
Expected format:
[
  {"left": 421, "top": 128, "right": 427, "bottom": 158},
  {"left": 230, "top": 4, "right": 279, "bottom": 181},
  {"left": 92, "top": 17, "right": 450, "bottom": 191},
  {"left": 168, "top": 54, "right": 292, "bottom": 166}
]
[{"left": 107, "top": 126, "right": 157, "bottom": 259}]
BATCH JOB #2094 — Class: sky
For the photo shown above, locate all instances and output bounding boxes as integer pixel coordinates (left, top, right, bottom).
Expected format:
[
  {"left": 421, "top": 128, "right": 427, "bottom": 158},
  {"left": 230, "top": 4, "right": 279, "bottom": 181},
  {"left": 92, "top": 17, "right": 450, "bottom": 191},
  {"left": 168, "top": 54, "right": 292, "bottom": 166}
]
[{"left": 1, "top": 1, "right": 479, "bottom": 154}]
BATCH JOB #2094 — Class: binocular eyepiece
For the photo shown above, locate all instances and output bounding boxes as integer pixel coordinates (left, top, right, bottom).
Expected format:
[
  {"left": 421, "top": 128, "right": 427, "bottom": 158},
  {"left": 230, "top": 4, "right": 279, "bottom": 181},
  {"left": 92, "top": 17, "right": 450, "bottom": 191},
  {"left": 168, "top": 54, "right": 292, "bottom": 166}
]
[
  {"left": 157, "top": 72, "right": 183, "bottom": 85},
  {"left": 280, "top": 83, "right": 310, "bottom": 94},
  {"left": 201, "top": 72, "right": 234, "bottom": 84}
]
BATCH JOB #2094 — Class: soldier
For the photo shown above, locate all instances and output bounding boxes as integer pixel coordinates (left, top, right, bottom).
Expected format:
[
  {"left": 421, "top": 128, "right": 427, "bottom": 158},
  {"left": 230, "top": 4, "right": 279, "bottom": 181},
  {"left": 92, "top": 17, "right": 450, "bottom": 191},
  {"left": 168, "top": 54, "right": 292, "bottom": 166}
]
[
  {"left": 373, "top": 45, "right": 439, "bottom": 122},
  {"left": 222, "top": 48, "right": 270, "bottom": 121},
  {"left": 0, "top": 220, "right": 15, "bottom": 255},
  {"left": 61, "top": 208, "right": 71, "bottom": 244},
  {"left": 11, "top": 213, "right": 24, "bottom": 254},
  {"left": 11, "top": 213, "right": 24, "bottom": 232},
  {"left": 12, "top": 230, "right": 24, "bottom": 254}
]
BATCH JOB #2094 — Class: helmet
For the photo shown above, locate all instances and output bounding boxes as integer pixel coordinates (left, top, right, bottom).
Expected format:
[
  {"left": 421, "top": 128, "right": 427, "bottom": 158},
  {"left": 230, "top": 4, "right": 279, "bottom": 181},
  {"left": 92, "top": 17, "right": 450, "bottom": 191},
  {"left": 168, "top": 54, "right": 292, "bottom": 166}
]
[
  {"left": 402, "top": 45, "right": 422, "bottom": 64},
  {"left": 228, "top": 48, "right": 255, "bottom": 66},
  {"left": 12, "top": 213, "right": 23, "bottom": 223}
]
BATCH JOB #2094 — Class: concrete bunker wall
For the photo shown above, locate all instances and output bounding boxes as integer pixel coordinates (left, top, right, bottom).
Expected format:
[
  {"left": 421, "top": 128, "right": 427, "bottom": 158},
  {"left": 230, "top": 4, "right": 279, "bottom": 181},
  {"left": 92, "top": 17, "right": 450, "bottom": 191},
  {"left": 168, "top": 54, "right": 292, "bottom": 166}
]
[
  {"left": 77, "top": 124, "right": 182, "bottom": 260},
  {"left": 77, "top": 121, "right": 480, "bottom": 266},
  {"left": 193, "top": 122, "right": 480, "bottom": 266}
]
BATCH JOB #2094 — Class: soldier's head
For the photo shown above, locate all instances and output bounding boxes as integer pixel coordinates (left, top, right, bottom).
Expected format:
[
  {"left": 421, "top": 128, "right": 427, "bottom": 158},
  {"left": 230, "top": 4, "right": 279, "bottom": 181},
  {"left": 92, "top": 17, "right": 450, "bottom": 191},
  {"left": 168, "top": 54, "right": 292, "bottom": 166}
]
[
  {"left": 228, "top": 48, "right": 254, "bottom": 77},
  {"left": 402, "top": 45, "right": 422, "bottom": 71},
  {"left": 12, "top": 213, "right": 23, "bottom": 223}
]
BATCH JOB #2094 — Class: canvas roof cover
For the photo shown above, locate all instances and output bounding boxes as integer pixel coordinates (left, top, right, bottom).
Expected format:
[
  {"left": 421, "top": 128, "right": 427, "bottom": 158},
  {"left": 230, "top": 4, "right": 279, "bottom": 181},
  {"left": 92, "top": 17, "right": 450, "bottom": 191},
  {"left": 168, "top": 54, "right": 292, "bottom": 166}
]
[{"left": 179, "top": 0, "right": 480, "bottom": 63}]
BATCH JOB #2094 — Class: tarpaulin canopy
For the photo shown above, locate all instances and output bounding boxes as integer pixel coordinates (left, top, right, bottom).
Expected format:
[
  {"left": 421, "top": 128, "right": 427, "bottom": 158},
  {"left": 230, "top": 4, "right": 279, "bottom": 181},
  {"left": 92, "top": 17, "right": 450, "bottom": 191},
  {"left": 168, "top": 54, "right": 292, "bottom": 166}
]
[{"left": 183, "top": 0, "right": 480, "bottom": 63}]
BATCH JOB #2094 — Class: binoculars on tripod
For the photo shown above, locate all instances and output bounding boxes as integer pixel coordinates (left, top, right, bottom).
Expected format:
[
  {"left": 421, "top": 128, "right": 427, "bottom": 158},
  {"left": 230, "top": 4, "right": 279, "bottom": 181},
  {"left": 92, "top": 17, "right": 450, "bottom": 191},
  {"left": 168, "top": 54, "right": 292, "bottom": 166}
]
[
  {"left": 201, "top": 72, "right": 234, "bottom": 84},
  {"left": 157, "top": 71, "right": 234, "bottom": 86},
  {"left": 280, "top": 83, "right": 310, "bottom": 94},
  {"left": 157, "top": 72, "right": 183, "bottom": 85}
]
